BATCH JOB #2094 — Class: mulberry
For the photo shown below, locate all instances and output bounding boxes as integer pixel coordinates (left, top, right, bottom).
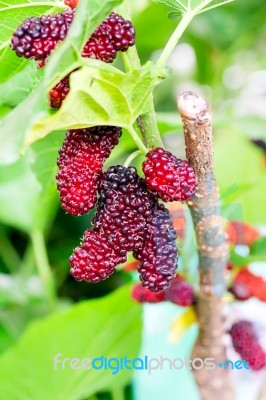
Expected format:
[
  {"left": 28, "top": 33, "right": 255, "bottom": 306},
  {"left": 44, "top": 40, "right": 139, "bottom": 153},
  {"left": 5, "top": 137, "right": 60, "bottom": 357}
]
[
  {"left": 143, "top": 147, "right": 196, "bottom": 202},
  {"left": 56, "top": 127, "right": 121, "bottom": 215}
]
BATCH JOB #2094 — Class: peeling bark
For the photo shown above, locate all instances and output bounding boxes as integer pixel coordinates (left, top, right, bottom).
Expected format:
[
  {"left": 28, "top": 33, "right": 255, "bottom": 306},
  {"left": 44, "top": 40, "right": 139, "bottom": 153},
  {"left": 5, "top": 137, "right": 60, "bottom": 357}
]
[{"left": 177, "top": 91, "right": 234, "bottom": 400}]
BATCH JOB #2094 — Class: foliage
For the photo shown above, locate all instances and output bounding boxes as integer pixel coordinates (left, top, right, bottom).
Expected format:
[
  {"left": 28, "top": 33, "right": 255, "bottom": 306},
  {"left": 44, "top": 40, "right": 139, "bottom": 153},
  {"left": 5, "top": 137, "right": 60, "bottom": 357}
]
[{"left": 0, "top": 0, "right": 266, "bottom": 398}]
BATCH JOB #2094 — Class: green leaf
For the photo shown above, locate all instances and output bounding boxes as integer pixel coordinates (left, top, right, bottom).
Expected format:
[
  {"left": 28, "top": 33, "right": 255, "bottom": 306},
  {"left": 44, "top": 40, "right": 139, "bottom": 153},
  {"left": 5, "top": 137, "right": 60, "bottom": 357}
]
[
  {"left": 0, "top": 131, "right": 63, "bottom": 233},
  {"left": 0, "top": 152, "right": 40, "bottom": 232},
  {"left": 0, "top": 60, "right": 160, "bottom": 164},
  {"left": 0, "top": 62, "right": 42, "bottom": 106},
  {"left": 0, "top": 285, "right": 142, "bottom": 400},
  {"left": 43, "top": 0, "right": 124, "bottom": 84},
  {"left": 0, "top": 0, "right": 125, "bottom": 165},
  {"left": 30, "top": 131, "right": 65, "bottom": 231},
  {"left": 26, "top": 61, "right": 161, "bottom": 146},
  {"left": 168, "top": 10, "right": 182, "bottom": 20},
  {"left": 250, "top": 237, "right": 266, "bottom": 258},
  {"left": 191, "top": 0, "right": 234, "bottom": 13},
  {"left": 215, "top": 129, "right": 266, "bottom": 225},
  {"left": 153, "top": 0, "right": 186, "bottom": 10},
  {"left": 0, "top": 0, "right": 58, "bottom": 47},
  {"left": 152, "top": 0, "right": 234, "bottom": 15},
  {"left": 0, "top": 86, "right": 48, "bottom": 164},
  {"left": 0, "top": 47, "right": 28, "bottom": 83}
]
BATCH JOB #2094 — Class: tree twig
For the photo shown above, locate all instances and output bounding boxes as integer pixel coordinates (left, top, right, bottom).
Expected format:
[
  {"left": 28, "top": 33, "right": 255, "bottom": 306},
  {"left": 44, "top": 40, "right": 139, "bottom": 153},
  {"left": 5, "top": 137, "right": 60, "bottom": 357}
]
[{"left": 178, "top": 91, "right": 233, "bottom": 400}]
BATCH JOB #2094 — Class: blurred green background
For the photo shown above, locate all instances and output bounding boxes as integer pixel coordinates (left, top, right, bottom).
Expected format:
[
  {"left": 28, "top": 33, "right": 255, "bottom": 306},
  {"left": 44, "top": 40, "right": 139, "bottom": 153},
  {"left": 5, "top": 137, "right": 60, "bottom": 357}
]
[{"left": 0, "top": 0, "right": 266, "bottom": 399}]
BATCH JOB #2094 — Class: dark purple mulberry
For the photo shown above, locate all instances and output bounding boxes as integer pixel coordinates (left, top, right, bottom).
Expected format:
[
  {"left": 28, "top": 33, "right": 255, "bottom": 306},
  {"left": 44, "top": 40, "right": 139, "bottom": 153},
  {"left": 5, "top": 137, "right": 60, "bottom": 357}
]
[
  {"left": 134, "top": 203, "right": 178, "bottom": 293},
  {"left": 93, "top": 166, "right": 156, "bottom": 255},
  {"left": 102, "top": 12, "right": 136, "bottom": 52},
  {"left": 10, "top": 10, "right": 74, "bottom": 61}
]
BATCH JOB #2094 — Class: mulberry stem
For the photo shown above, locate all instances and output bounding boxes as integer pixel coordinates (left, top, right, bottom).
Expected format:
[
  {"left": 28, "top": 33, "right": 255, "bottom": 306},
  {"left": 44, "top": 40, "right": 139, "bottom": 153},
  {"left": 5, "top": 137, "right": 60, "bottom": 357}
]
[
  {"left": 124, "top": 149, "right": 142, "bottom": 167},
  {"left": 156, "top": 12, "right": 194, "bottom": 70},
  {"left": 127, "top": 126, "right": 148, "bottom": 154},
  {"left": 31, "top": 229, "right": 57, "bottom": 311},
  {"left": 116, "top": 1, "right": 163, "bottom": 149}
]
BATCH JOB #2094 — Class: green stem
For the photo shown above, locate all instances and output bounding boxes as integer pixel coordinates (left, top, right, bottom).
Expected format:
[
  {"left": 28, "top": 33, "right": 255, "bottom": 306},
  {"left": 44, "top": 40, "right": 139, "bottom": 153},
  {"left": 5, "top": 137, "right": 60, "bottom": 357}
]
[
  {"left": 110, "top": 388, "right": 124, "bottom": 400},
  {"left": 117, "top": 1, "right": 163, "bottom": 149},
  {"left": 156, "top": 11, "right": 195, "bottom": 69},
  {"left": 20, "top": 243, "right": 35, "bottom": 276},
  {"left": 127, "top": 126, "right": 148, "bottom": 153},
  {"left": 116, "top": 2, "right": 142, "bottom": 69},
  {"left": 120, "top": 52, "right": 133, "bottom": 72},
  {"left": 0, "top": 231, "right": 21, "bottom": 273},
  {"left": 31, "top": 230, "right": 57, "bottom": 311},
  {"left": 124, "top": 149, "right": 142, "bottom": 167},
  {"left": 136, "top": 96, "right": 163, "bottom": 148}
]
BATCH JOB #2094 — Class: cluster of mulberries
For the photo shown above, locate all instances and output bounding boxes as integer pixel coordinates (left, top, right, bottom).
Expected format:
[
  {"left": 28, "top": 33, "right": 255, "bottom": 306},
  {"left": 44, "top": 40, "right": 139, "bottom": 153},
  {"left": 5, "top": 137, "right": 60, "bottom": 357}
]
[
  {"left": 229, "top": 321, "right": 266, "bottom": 370},
  {"left": 132, "top": 274, "right": 195, "bottom": 306},
  {"left": 10, "top": 5, "right": 198, "bottom": 294},
  {"left": 70, "top": 166, "right": 179, "bottom": 292},
  {"left": 230, "top": 268, "right": 266, "bottom": 302},
  {"left": 10, "top": 6, "right": 135, "bottom": 108}
]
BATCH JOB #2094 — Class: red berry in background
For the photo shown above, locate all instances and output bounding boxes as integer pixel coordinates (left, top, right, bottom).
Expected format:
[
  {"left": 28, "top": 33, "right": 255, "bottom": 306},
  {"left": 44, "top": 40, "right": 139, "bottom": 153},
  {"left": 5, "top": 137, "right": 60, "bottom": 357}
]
[
  {"left": 56, "top": 127, "right": 121, "bottom": 216},
  {"left": 131, "top": 284, "right": 165, "bottom": 303},
  {"left": 231, "top": 267, "right": 266, "bottom": 302},
  {"left": 229, "top": 321, "right": 266, "bottom": 370},
  {"left": 143, "top": 147, "right": 196, "bottom": 202},
  {"left": 93, "top": 166, "right": 156, "bottom": 255},
  {"left": 49, "top": 76, "right": 70, "bottom": 109},
  {"left": 134, "top": 203, "right": 178, "bottom": 293},
  {"left": 10, "top": 10, "right": 74, "bottom": 61},
  {"left": 167, "top": 202, "right": 186, "bottom": 241},
  {"left": 164, "top": 275, "right": 194, "bottom": 306},
  {"left": 227, "top": 220, "right": 260, "bottom": 247},
  {"left": 70, "top": 230, "right": 126, "bottom": 283},
  {"left": 229, "top": 280, "right": 251, "bottom": 301},
  {"left": 64, "top": 0, "right": 79, "bottom": 8}
]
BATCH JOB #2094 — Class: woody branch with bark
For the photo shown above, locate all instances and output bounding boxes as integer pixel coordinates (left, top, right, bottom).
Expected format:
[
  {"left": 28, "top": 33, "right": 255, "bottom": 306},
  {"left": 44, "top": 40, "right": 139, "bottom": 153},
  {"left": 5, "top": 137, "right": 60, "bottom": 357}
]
[{"left": 178, "top": 91, "right": 234, "bottom": 400}]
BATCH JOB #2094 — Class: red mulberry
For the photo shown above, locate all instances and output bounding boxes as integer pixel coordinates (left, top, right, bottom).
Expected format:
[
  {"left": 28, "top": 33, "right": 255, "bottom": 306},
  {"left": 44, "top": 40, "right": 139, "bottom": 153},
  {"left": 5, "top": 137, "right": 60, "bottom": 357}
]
[
  {"left": 229, "top": 321, "right": 266, "bottom": 370},
  {"left": 231, "top": 268, "right": 266, "bottom": 302},
  {"left": 56, "top": 127, "right": 121, "bottom": 216},
  {"left": 70, "top": 230, "right": 126, "bottom": 282},
  {"left": 131, "top": 284, "right": 165, "bottom": 303},
  {"left": 49, "top": 76, "right": 70, "bottom": 109},
  {"left": 143, "top": 147, "right": 196, "bottom": 202},
  {"left": 164, "top": 275, "right": 194, "bottom": 306},
  {"left": 64, "top": 0, "right": 78, "bottom": 8}
]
